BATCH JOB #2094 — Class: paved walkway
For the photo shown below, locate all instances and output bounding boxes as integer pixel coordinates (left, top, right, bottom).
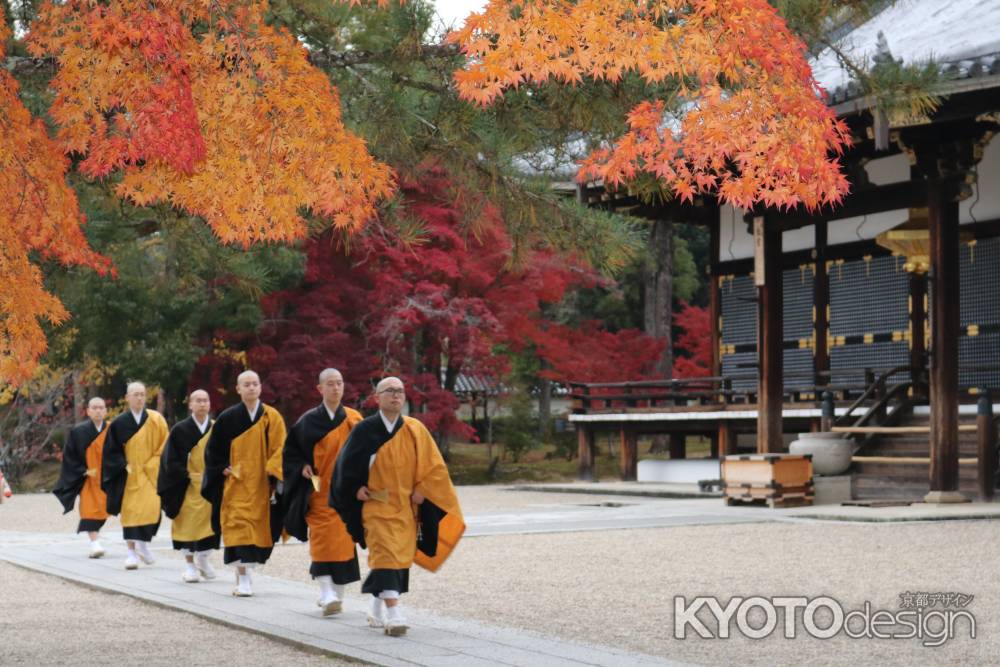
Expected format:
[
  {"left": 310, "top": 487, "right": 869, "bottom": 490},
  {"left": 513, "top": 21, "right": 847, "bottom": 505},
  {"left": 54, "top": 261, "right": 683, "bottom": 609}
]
[{"left": 0, "top": 530, "right": 685, "bottom": 667}]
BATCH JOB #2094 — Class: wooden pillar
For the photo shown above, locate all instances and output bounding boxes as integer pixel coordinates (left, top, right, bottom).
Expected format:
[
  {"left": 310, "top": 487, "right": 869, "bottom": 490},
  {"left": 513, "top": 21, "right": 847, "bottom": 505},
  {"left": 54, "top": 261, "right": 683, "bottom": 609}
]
[
  {"left": 669, "top": 433, "right": 686, "bottom": 459},
  {"left": 813, "top": 222, "right": 830, "bottom": 386},
  {"left": 710, "top": 217, "right": 722, "bottom": 382},
  {"left": 977, "top": 391, "right": 996, "bottom": 501},
  {"left": 756, "top": 217, "right": 784, "bottom": 453},
  {"left": 717, "top": 421, "right": 736, "bottom": 457},
  {"left": 577, "top": 426, "right": 596, "bottom": 481},
  {"left": 926, "top": 180, "right": 962, "bottom": 501},
  {"left": 909, "top": 272, "right": 928, "bottom": 397},
  {"left": 619, "top": 429, "right": 638, "bottom": 481}
]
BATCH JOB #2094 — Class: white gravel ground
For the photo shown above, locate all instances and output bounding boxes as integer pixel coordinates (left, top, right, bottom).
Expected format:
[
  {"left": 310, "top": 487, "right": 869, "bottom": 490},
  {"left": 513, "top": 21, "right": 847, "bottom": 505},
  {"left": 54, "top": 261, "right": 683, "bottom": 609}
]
[{"left": 3, "top": 488, "right": 996, "bottom": 665}]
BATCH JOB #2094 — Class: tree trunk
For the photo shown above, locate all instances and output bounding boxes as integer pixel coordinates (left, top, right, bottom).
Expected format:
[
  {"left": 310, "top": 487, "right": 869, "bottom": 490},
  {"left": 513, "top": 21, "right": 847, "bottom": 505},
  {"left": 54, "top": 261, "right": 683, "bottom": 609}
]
[
  {"left": 644, "top": 218, "right": 675, "bottom": 378},
  {"left": 538, "top": 375, "right": 551, "bottom": 440},
  {"left": 645, "top": 218, "right": 675, "bottom": 454}
]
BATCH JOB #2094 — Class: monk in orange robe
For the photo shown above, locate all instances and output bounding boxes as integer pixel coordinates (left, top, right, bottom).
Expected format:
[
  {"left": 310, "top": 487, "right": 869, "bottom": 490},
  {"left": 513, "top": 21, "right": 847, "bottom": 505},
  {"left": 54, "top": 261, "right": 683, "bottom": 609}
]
[
  {"left": 54, "top": 397, "right": 110, "bottom": 558},
  {"left": 331, "top": 376, "right": 465, "bottom": 637},
  {"left": 283, "top": 368, "right": 363, "bottom": 616}
]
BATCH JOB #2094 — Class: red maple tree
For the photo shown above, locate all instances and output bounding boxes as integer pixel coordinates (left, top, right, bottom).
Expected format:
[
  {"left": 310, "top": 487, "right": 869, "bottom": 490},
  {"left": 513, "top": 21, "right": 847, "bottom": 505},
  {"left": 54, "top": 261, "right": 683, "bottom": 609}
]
[
  {"left": 195, "top": 165, "right": 664, "bottom": 438},
  {"left": 672, "top": 300, "right": 712, "bottom": 378}
]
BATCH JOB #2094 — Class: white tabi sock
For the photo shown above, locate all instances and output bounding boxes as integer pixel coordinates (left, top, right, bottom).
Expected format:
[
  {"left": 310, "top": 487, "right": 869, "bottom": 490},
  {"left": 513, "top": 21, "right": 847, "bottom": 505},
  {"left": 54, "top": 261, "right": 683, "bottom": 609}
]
[
  {"left": 368, "top": 596, "right": 386, "bottom": 626},
  {"left": 333, "top": 584, "right": 346, "bottom": 602},
  {"left": 316, "top": 575, "right": 335, "bottom": 604}
]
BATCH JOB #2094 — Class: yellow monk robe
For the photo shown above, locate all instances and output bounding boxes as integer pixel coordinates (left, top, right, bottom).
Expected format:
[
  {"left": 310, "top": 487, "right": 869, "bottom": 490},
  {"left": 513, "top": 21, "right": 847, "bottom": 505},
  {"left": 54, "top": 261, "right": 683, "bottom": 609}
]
[
  {"left": 331, "top": 414, "right": 464, "bottom": 596},
  {"left": 53, "top": 420, "right": 109, "bottom": 532},
  {"left": 202, "top": 401, "right": 286, "bottom": 565},
  {"left": 157, "top": 416, "right": 219, "bottom": 551},
  {"left": 282, "top": 404, "right": 363, "bottom": 581},
  {"left": 102, "top": 409, "right": 168, "bottom": 541}
]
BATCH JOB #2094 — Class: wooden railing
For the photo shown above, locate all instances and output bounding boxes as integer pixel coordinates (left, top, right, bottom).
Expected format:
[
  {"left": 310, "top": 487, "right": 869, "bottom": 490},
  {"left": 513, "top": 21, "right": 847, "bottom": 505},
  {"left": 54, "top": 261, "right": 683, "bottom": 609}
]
[{"left": 569, "top": 367, "right": 905, "bottom": 413}]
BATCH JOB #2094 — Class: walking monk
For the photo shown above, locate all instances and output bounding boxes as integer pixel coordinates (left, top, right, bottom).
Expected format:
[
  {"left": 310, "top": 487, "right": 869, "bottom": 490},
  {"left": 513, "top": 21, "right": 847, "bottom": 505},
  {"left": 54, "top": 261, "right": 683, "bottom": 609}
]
[
  {"left": 284, "top": 368, "right": 363, "bottom": 616},
  {"left": 202, "top": 370, "right": 286, "bottom": 597},
  {"left": 331, "top": 376, "right": 464, "bottom": 636},
  {"left": 53, "top": 397, "right": 110, "bottom": 558},
  {"left": 157, "top": 389, "right": 219, "bottom": 583},
  {"left": 103, "top": 382, "right": 168, "bottom": 570}
]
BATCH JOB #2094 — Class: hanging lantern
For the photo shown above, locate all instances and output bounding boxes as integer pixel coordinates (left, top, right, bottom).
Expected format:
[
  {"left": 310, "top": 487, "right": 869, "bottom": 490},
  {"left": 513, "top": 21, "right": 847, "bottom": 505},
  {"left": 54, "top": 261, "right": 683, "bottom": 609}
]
[{"left": 876, "top": 208, "right": 931, "bottom": 274}]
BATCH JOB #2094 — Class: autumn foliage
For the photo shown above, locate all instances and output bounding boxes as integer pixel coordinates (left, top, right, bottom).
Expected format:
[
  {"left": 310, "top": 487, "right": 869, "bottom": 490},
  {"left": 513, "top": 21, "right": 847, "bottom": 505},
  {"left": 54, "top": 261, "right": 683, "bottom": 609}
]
[
  {"left": 449, "top": 0, "right": 851, "bottom": 210},
  {"left": 672, "top": 300, "right": 712, "bottom": 378},
  {"left": 0, "top": 8, "right": 110, "bottom": 383},
  {"left": 0, "top": 1, "right": 394, "bottom": 383},
  {"left": 28, "top": 1, "right": 394, "bottom": 245},
  {"left": 197, "top": 166, "right": 663, "bottom": 438}
]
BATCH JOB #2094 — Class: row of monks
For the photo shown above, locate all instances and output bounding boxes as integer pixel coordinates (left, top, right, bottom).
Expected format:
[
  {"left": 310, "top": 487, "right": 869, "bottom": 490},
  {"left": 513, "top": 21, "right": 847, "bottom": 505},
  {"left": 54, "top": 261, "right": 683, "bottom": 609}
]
[{"left": 52, "top": 369, "right": 464, "bottom": 636}]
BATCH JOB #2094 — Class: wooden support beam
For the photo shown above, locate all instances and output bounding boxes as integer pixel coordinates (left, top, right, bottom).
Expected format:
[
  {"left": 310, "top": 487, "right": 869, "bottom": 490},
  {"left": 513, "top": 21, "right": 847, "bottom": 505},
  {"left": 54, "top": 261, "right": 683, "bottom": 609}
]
[
  {"left": 814, "top": 222, "right": 830, "bottom": 383},
  {"left": 833, "top": 425, "right": 978, "bottom": 434},
  {"left": 620, "top": 429, "right": 638, "bottom": 481},
  {"left": 710, "top": 219, "right": 722, "bottom": 381},
  {"left": 747, "top": 181, "right": 928, "bottom": 232},
  {"left": 757, "top": 218, "right": 784, "bottom": 453},
  {"left": 909, "top": 272, "right": 928, "bottom": 397},
  {"left": 577, "top": 427, "right": 596, "bottom": 481},
  {"left": 718, "top": 421, "right": 737, "bottom": 457},
  {"left": 978, "top": 392, "right": 996, "bottom": 501},
  {"left": 669, "top": 433, "right": 686, "bottom": 459},
  {"left": 927, "top": 177, "right": 961, "bottom": 497}
]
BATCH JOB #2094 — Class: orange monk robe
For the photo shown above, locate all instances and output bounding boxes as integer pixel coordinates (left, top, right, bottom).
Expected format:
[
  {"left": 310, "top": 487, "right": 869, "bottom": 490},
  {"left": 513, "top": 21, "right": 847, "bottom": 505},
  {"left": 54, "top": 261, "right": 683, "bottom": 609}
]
[
  {"left": 202, "top": 401, "right": 286, "bottom": 565},
  {"left": 53, "top": 420, "right": 109, "bottom": 532},
  {"left": 283, "top": 404, "right": 363, "bottom": 580},
  {"left": 331, "top": 414, "right": 464, "bottom": 595}
]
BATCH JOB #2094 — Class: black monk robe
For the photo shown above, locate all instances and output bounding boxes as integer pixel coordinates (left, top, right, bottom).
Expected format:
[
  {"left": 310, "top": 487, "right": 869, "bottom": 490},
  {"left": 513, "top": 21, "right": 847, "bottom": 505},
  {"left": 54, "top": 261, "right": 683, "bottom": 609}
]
[
  {"left": 202, "top": 402, "right": 285, "bottom": 565},
  {"left": 53, "top": 420, "right": 109, "bottom": 532},
  {"left": 330, "top": 414, "right": 464, "bottom": 596},
  {"left": 283, "top": 404, "right": 363, "bottom": 582},
  {"left": 157, "top": 416, "right": 219, "bottom": 551},
  {"left": 102, "top": 409, "right": 168, "bottom": 541}
]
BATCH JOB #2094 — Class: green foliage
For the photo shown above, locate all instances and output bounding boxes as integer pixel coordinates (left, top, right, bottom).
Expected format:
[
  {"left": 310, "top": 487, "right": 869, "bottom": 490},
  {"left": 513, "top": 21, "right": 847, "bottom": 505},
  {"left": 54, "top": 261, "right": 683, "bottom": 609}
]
[
  {"left": 43, "top": 178, "right": 304, "bottom": 413},
  {"left": 494, "top": 390, "right": 538, "bottom": 463}
]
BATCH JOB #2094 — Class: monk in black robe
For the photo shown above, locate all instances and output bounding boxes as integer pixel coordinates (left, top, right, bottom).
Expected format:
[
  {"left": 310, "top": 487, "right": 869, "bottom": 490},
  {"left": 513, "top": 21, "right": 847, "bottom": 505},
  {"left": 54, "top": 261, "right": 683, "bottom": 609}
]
[
  {"left": 102, "top": 382, "right": 168, "bottom": 570},
  {"left": 202, "top": 370, "right": 286, "bottom": 597},
  {"left": 284, "top": 368, "right": 363, "bottom": 616},
  {"left": 157, "top": 389, "right": 219, "bottom": 583},
  {"left": 53, "top": 397, "right": 109, "bottom": 558},
  {"left": 331, "top": 376, "right": 464, "bottom": 636}
]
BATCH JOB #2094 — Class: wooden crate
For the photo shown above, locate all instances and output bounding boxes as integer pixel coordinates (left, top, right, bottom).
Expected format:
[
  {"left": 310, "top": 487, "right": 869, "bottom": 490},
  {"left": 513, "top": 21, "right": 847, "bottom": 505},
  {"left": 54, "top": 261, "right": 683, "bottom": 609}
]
[
  {"left": 725, "top": 492, "right": 814, "bottom": 509},
  {"left": 722, "top": 454, "right": 814, "bottom": 508},
  {"left": 721, "top": 453, "right": 813, "bottom": 488}
]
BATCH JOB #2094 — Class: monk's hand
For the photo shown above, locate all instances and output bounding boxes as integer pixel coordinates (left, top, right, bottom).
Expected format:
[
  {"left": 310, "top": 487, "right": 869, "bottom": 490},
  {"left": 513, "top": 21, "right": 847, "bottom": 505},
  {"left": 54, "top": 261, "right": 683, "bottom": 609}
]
[
  {"left": 356, "top": 486, "right": 370, "bottom": 501},
  {"left": 411, "top": 490, "right": 425, "bottom": 505},
  {"left": 222, "top": 466, "right": 232, "bottom": 477},
  {"left": 302, "top": 465, "right": 313, "bottom": 479}
]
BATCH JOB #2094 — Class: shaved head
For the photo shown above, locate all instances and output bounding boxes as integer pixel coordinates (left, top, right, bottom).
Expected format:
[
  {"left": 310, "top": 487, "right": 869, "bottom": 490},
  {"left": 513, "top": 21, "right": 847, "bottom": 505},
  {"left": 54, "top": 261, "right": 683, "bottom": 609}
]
[
  {"left": 236, "top": 370, "right": 259, "bottom": 385},
  {"left": 318, "top": 368, "right": 342, "bottom": 384},
  {"left": 188, "top": 388, "right": 211, "bottom": 421},
  {"left": 375, "top": 376, "right": 403, "bottom": 394},
  {"left": 317, "top": 368, "right": 344, "bottom": 411},
  {"left": 125, "top": 382, "right": 147, "bottom": 412},
  {"left": 86, "top": 396, "right": 107, "bottom": 426},
  {"left": 236, "top": 370, "right": 262, "bottom": 407}
]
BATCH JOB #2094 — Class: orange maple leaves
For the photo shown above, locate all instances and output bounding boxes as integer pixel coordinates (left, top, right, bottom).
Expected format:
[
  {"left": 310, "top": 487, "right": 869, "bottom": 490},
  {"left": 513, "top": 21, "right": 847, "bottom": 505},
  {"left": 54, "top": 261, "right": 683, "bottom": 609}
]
[
  {"left": 0, "top": 1, "right": 395, "bottom": 384},
  {"left": 449, "top": 0, "right": 851, "bottom": 210},
  {"left": 29, "top": 0, "right": 395, "bottom": 247},
  {"left": 0, "top": 9, "right": 111, "bottom": 384}
]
